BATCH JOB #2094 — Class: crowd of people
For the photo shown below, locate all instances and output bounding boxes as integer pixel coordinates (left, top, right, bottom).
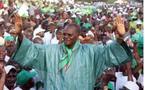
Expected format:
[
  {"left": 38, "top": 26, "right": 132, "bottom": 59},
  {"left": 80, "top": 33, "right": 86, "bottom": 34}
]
[{"left": 0, "top": 0, "right": 143, "bottom": 90}]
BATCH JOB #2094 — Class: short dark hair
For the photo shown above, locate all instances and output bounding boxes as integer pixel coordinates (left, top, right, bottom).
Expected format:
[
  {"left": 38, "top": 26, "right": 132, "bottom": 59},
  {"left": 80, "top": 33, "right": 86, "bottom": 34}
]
[{"left": 64, "top": 24, "right": 81, "bottom": 34}]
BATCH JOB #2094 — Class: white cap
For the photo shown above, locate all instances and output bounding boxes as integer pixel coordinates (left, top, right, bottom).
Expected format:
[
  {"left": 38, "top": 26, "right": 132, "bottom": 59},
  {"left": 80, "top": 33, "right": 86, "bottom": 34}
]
[
  {"left": 124, "top": 81, "right": 139, "bottom": 90},
  {"left": 4, "top": 65, "right": 16, "bottom": 74},
  {"left": 86, "top": 31, "right": 94, "bottom": 37},
  {"left": 36, "top": 15, "right": 40, "bottom": 19},
  {"left": 33, "top": 25, "right": 45, "bottom": 38},
  {"left": 136, "top": 20, "right": 142, "bottom": 25},
  {"left": 72, "top": 14, "right": 76, "bottom": 18}
]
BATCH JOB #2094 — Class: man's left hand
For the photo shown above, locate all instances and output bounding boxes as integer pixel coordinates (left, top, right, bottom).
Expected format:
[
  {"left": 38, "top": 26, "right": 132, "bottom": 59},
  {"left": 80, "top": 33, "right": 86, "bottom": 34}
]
[{"left": 115, "top": 16, "right": 126, "bottom": 37}]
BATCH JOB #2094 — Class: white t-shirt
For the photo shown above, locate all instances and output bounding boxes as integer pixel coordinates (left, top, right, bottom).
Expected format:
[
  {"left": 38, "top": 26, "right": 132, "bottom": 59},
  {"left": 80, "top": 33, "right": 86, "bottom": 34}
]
[
  {"left": 137, "top": 74, "right": 143, "bottom": 87},
  {"left": 43, "top": 31, "right": 59, "bottom": 45}
]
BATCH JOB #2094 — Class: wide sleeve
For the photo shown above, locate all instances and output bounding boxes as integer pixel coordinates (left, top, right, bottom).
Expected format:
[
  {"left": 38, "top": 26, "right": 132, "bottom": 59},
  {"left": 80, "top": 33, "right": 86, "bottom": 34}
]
[
  {"left": 94, "top": 39, "right": 133, "bottom": 78},
  {"left": 103, "top": 39, "right": 132, "bottom": 67},
  {"left": 12, "top": 37, "right": 50, "bottom": 71}
]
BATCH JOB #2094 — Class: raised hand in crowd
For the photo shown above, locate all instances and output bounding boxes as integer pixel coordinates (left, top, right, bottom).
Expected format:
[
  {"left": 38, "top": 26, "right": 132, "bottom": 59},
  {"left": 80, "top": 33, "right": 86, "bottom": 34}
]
[{"left": 115, "top": 16, "right": 126, "bottom": 37}]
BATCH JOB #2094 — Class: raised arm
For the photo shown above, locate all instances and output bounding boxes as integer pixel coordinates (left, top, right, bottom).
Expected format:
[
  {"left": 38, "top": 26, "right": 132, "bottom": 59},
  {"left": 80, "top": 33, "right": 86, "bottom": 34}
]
[
  {"left": 106, "top": 15, "right": 132, "bottom": 66},
  {"left": 94, "top": 16, "right": 133, "bottom": 78},
  {"left": 11, "top": 14, "right": 50, "bottom": 71}
]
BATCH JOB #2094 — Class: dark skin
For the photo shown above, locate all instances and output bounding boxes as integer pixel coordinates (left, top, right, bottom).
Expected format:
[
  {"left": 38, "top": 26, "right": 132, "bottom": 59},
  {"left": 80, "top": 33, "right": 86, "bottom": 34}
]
[
  {"left": 5, "top": 41, "right": 16, "bottom": 57},
  {"left": 5, "top": 69, "right": 17, "bottom": 90},
  {"left": 0, "top": 27, "right": 5, "bottom": 37},
  {"left": 0, "top": 46, "right": 7, "bottom": 61},
  {"left": 56, "top": 30, "right": 63, "bottom": 44},
  {"left": 48, "top": 24, "right": 57, "bottom": 38},
  {"left": 20, "top": 78, "right": 35, "bottom": 90},
  {"left": 63, "top": 25, "right": 80, "bottom": 49},
  {"left": 15, "top": 15, "right": 80, "bottom": 49},
  {"left": 36, "top": 31, "right": 45, "bottom": 38}
]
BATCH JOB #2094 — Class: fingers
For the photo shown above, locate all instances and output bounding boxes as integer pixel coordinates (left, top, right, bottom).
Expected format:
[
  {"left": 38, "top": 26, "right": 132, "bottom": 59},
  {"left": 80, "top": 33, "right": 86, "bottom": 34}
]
[
  {"left": 116, "top": 16, "right": 124, "bottom": 24},
  {"left": 14, "top": 13, "right": 22, "bottom": 24}
]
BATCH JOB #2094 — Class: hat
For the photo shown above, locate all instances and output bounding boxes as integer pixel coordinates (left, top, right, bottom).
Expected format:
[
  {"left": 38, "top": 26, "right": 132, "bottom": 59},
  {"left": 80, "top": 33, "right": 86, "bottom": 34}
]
[
  {"left": 34, "top": 25, "right": 45, "bottom": 33},
  {"left": 16, "top": 70, "right": 36, "bottom": 85},
  {"left": 124, "top": 81, "right": 139, "bottom": 90},
  {"left": 33, "top": 25, "right": 45, "bottom": 38},
  {"left": 0, "top": 37, "right": 5, "bottom": 46},
  {"left": 4, "top": 36, "right": 15, "bottom": 41},
  {"left": 131, "top": 16, "right": 137, "bottom": 20},
  {"left": 136, "top": 20, "right": 142, "bottom": 25},
  {"left": 4, "top": 65, "right": 16, "bottom": 74},
  {"left": 86, "top": 31, "right": 94, "bottom": 37},
  {"left": 72, "top": 14, "right": 77, "bottom": 18}
]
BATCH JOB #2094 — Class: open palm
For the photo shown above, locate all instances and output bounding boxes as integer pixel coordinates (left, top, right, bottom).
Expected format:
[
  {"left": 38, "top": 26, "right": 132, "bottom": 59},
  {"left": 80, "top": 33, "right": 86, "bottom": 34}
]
[
  {"left": 14, "top": 14, "right": 22, "bottom": 34},
  {"left": 115, "top": 16, "right": 126, "bottom": 36}
]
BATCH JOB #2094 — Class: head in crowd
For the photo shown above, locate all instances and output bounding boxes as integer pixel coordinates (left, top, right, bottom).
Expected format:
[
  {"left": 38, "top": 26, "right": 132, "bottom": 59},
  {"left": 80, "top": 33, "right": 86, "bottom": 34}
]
[
  {"left": 16, "top": 70, "right": 36, "bottom": 90},
  {"left": 5, "top": 65, "right": 17, "bottom": 90}
]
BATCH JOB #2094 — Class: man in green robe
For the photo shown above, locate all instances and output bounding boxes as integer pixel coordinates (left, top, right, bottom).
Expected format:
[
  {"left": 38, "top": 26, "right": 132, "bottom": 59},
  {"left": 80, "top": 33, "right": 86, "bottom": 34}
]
[{"left": 12, "top": 23, "right": 131, "bottom": 90}]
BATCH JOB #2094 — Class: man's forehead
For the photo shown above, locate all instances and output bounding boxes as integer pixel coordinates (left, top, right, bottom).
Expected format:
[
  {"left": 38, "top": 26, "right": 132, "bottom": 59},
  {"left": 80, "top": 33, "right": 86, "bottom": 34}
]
[{"left": 63, "top": 27, "right": 77, "bottom": 34}]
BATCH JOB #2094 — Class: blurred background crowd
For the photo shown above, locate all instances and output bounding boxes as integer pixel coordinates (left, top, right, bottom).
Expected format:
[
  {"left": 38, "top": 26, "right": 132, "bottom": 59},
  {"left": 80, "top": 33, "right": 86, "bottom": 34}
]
[{"left": 0, "top": 0, "right": 143, "bottom": 90}]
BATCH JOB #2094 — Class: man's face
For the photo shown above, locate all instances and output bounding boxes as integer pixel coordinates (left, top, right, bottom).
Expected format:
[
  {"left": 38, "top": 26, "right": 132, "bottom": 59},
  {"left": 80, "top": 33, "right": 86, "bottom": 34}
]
[
  {"left": 5, "top": 41, "right": 14, "bottom": 47},
  {"left": 56, "top": 31, "right": 63, "bottom": 41},
  {"left": 63, "top": 27, "right": 79, "bottom": 48},
  {"left": 5, "top": 69, "right": 17, "bottom": 89},
  {"left": 37, "top": 31, "right": 44, "bottom": 38},
  {"left": 5, "top": 41, "right": 16, "bottom": 57},
  {"left": 49, "top": 25, "right": 56, "bottom": 32}
]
